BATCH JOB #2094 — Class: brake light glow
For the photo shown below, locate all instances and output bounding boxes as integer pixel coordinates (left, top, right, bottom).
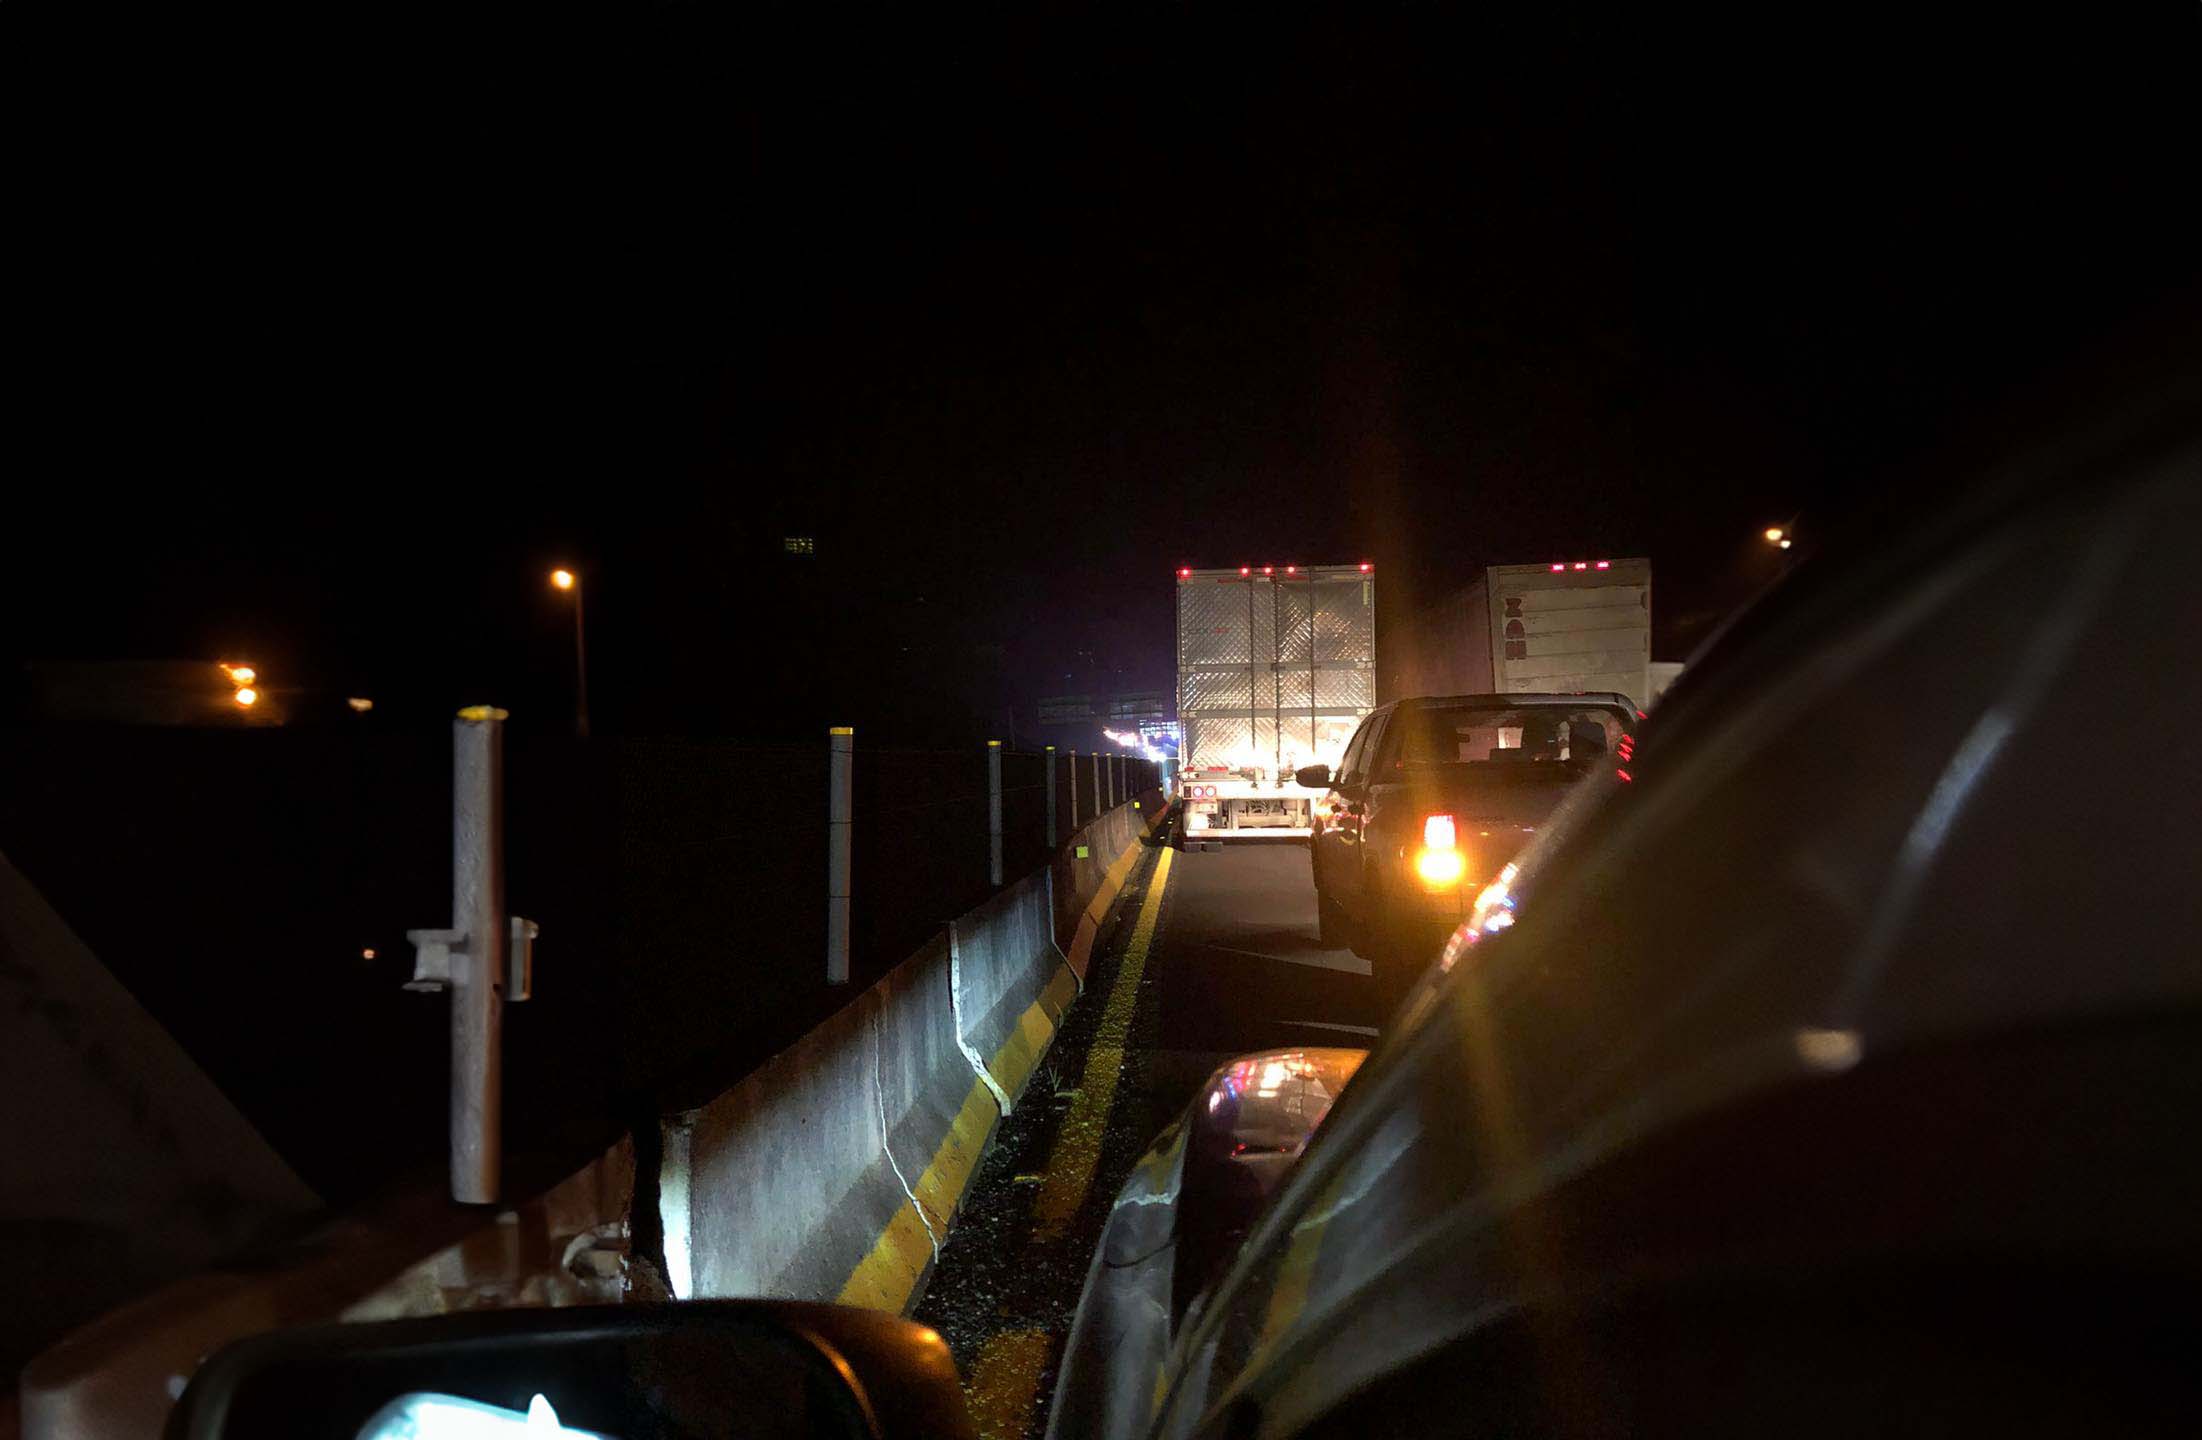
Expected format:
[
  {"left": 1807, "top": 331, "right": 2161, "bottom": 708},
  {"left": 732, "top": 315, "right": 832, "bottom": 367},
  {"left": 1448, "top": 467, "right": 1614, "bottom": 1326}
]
[
  {"left": 1596, "top": 560, "right": 1611, "bottom": 569},
  {"left": 1573, "top": 561, "right": 1588, "bottom": 570},
  {"left": 1240, "top": 566, "right": 1251, "bottom": 576},
  {"left": 1415, "top": 848, "right": 1466, "bottom": 885},
  {"left": 1414, "top": 813, "right": 1465, "bottom": 885},
  {"left": 1550, "top": 563, "right": 1565, "bottom": 571},
  {"left": 1359, "top": 562, "right": 1373, "bottom": 572},
  {"left": 1262, "top": 566, "right": 1274, "bottom": 575},
  {"left": 1178, "top": 568, "right": 1191, "bottom": 578}
]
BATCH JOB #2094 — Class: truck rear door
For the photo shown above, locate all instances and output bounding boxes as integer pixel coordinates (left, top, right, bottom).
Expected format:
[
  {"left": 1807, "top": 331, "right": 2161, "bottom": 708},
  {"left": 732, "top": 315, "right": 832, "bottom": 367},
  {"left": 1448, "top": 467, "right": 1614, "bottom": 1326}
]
[
  {"left": 1273, "top": 570, "right": 1377, "bottom": 777},
  {"left": 1180, "top": 572, "right": 1264, "bottom": 775}
]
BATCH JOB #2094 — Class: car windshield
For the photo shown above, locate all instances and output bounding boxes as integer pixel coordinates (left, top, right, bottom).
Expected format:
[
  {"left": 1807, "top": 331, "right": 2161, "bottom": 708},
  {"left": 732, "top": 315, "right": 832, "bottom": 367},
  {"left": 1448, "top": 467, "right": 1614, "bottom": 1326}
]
[{"left": 1379, "top": 704, "right": 1628, "bottom": 776}]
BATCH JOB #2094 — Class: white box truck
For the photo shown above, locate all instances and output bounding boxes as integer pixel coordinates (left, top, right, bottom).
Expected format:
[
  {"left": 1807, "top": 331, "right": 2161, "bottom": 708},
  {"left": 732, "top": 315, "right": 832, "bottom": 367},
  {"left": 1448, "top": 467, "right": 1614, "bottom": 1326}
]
[
  {"left": 1380, "top": 558, "right": 1652, "bottom": 710},
  {"left": 1176, "top": 563, "right": 1376, "bottom": 840}
]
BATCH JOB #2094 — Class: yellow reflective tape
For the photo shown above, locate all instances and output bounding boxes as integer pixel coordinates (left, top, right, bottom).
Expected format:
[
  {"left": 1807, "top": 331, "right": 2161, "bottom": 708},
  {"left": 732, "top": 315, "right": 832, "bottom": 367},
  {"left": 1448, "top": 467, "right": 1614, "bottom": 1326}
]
[
  {"left": 455, "top": 705, "right": 509, "bottom": 722},
  {"left": 829, "top": 726, "right": 854, "bottom": 735}
]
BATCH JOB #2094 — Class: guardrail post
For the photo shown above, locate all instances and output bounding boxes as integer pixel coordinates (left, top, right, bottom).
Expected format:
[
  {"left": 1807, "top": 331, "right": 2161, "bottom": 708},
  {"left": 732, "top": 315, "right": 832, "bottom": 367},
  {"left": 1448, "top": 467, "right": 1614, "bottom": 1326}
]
[
  {"left": 1106, "top": 753, "right": 1117, "bottom": 809},
  {"left": 1045, "top": 745, "right": 1058, "bottom": 847},
  {"left": 1068, "top": 749, "right": 1080, "bottom": 830},
  {"left": 987, "top": 740, "right": 1004, "bottom": 885},
  {"left": 1092, "top": 745, "right": 1103, "bottom": 816},
  {"left": 828, "top": 726, "right": 853, "bottom": 985}
]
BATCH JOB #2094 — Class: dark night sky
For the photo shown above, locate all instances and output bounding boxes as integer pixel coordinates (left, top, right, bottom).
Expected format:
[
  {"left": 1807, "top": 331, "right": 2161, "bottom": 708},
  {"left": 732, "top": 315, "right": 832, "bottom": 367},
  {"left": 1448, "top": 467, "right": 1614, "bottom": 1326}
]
[{"left": 7, "top": 16, "right": 2193, "bottom": 744}]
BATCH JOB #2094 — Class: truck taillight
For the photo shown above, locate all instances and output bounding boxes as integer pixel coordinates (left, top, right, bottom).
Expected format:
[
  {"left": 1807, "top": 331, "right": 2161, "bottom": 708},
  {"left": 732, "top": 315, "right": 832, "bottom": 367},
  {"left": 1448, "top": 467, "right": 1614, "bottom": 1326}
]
[{"left": 1415, "top": 813, "right": 1465, "bottom": 885}]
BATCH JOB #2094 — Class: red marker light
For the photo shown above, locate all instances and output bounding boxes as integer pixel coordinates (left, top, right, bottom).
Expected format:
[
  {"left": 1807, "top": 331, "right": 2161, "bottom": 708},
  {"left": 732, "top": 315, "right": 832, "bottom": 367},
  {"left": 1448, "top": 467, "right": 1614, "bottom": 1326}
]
[
  {"left": 1550, "top": 563, "right": 1565, "bottom": 572},
  {"left": 1596, "top": 560, "right": 1611, "bottom": 569},
  {"left": 1573, "top": 561, "right": 1588, "bottom": 570},
  {"left": 1262, "top": 566, "right": 1274, "bottom": 575},
  {"left": 1240, "top": 566, "right": 1251, "bottom": 576},
  {"left": 1178, "top": 568, "right": 1191, "bottom": 578},
  {"left": 1359, "top": 562, "right": 1373, "bottom": 573},
  {"left": 1286, "top": 565, "right": 1298, "bottom": 573}
]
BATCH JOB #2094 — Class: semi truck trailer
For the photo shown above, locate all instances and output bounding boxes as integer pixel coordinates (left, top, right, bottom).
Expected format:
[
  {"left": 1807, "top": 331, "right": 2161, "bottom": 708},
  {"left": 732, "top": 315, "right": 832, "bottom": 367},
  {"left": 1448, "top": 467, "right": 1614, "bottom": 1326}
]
[
  {"left": 1380, "top": 558, "right": 1652, "bottom": 710},
  {"left": 1176, "top": 563, "right": 1376, "bottom": 841}
]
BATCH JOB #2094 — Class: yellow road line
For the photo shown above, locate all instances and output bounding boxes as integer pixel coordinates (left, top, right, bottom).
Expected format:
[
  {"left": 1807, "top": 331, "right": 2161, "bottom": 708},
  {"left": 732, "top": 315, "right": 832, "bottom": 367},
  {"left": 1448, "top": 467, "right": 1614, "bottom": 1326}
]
[
  {"left": 1031, "top": 847, "right": 1173, "bottom": 1238},
  {"left": 965, "top": 1326, "right": 1056, "bottom": 1440}
]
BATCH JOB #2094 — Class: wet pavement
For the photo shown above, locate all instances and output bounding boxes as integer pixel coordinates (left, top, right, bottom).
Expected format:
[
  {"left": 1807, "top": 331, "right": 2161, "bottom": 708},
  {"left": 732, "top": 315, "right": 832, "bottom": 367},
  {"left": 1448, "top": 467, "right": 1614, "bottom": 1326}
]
[{"left": 914, "top": 838, "right": 1381, "bottom": 1439}]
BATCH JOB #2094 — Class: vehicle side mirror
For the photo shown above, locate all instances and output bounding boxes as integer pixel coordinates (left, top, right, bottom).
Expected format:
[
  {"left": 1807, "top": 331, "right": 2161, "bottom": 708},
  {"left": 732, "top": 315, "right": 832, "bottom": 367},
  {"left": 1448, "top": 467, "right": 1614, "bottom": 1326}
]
[
  {"left": 166, "top": 1300, "right": 975, "bottom": 1440},
  {"left": 1293, "top": 763, "right": 1331, "bottom": 788}
]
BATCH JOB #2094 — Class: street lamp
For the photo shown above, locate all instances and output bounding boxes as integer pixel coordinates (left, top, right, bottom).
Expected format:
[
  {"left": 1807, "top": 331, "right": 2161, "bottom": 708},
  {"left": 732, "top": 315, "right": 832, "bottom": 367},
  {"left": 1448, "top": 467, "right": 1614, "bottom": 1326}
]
[{"left": 550, "top": 567, "right": 590, "bottom": 738}]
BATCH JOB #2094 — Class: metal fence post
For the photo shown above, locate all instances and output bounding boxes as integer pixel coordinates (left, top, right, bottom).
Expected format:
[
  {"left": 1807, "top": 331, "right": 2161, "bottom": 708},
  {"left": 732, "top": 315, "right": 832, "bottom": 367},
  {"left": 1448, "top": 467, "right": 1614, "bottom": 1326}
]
[
  {"left": 1106, "top": 753, "right": 1117, "bottom": 809},
  {"left": 828, "top": 726, "right": 853, "bottom": 985},
  {"left": 987, "top": 740, "right": 1004, "bottom": 885},
  {"left": 1093, "top": 744, "right": 1103, "bottom": 816},
  {"left": 1045, "top": 745, "right": 1058, "bottom": 847},
  {"left": 452, "top": 707, "right": 505, "bottom": 1205},
  {"left": 405, "top": 706, "right": 542, "bottom": 1205},
  {"left": 1068, "top": 748, "right": 1080, "bottom": 831}
]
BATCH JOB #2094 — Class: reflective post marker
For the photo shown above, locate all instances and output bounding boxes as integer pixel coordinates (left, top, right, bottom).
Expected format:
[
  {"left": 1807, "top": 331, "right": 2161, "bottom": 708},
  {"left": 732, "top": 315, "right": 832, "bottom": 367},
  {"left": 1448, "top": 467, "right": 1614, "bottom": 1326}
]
[
  {"left": 1045, "top": 745, "right": 1058, "bottom": 847},
  {"left": 828, "top": 727, "right": 853, "bottom": 985},
  {"left": 988, "top": 740, "right": 1004, "bottom": 885}
]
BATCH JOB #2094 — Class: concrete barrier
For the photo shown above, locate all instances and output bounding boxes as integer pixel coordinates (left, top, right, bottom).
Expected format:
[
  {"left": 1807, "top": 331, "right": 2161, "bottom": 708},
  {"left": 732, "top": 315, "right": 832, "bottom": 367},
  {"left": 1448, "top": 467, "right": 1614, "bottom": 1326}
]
[
  {"left": 664, "top": 927, "right": 982, "bottom": 1313},
  {"left": 665, "top": 791, "right": 1168, "bottom": 1318},
  {"left": 952, "top": 873, "right": 1076, "bottom": 1109},
  {"left": 1054, "top": 789, "right": 1167, "bottom": 982},
  {"left": 21, "top": 791, "right": 1170, "bottom": 1437}
]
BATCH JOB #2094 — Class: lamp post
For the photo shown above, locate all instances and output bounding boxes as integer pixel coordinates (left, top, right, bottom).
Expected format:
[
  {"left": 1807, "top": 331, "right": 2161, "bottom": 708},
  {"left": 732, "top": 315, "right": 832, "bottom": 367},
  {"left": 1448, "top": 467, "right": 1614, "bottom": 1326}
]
[{"left": 551, "top": 568, "right": 590, "bottom": 738}]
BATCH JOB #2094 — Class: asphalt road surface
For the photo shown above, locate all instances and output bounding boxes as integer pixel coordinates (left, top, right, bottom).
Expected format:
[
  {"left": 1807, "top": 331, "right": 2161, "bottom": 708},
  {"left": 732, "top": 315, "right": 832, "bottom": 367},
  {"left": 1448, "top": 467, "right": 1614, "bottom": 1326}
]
[{"left": 915, "top": 836, "right": 1384, "bottom": 1439}]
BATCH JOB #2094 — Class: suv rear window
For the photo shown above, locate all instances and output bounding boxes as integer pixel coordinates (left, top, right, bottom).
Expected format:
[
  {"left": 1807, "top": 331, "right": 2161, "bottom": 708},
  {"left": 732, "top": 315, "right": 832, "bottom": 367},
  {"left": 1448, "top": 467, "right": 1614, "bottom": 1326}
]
[{"left": 1379, "top": 704, "right": 1629, "bottom": 770}]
